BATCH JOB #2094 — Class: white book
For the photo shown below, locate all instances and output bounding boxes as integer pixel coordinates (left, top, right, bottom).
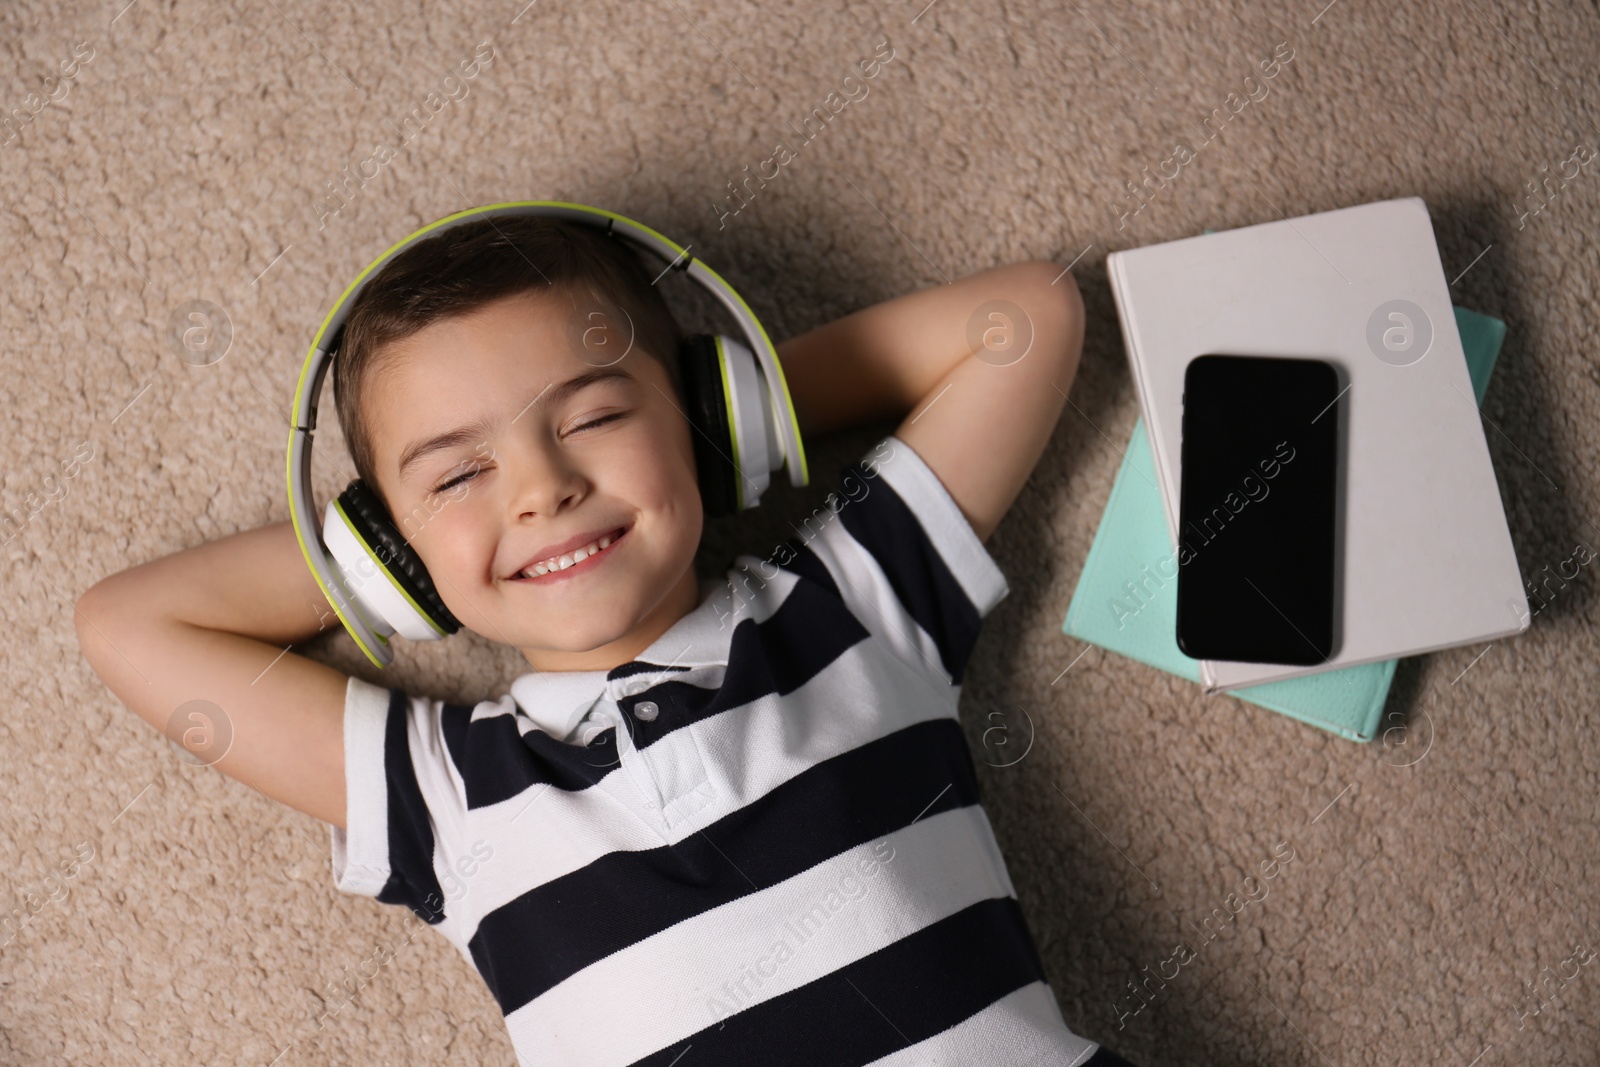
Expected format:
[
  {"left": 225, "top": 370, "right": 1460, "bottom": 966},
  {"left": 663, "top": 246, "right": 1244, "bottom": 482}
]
[{"left": 1106, "top": 197, "right": 1529, "bottom": 693}]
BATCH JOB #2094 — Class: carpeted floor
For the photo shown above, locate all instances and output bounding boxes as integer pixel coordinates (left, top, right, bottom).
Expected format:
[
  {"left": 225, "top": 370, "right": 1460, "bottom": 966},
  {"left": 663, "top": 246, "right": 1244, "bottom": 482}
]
[{"left": 4, "top": 0, "right": 1598, "bottom": 1063}]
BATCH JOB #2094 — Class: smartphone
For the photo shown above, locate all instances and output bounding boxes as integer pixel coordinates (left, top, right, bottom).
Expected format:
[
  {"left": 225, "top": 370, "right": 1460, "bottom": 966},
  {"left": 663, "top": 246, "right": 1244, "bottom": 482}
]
[{"left": 1175, "top": 354, "right": 1342, "bottom": 665}]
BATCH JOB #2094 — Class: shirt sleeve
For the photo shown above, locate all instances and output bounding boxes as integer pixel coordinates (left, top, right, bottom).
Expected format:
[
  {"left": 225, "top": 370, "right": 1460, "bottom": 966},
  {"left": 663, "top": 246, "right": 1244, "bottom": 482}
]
[
  {"left": 330, "top": 675, "right": 468, "bottom": 929},
  {"left": 781, "top": 433, "right": 1010, "bottom": 689}
]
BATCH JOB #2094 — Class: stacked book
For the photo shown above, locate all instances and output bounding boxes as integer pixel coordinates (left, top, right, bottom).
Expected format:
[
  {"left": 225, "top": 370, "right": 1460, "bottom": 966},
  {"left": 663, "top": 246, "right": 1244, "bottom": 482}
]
[{"left": 1062, "top": 199, "right": 1527, "bottom": 740}]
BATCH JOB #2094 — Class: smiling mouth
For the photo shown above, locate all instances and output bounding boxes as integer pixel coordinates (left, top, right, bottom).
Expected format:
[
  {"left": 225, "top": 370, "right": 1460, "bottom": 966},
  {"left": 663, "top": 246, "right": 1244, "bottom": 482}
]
[{"left": 510, "top": 525, "right": 629, "bottom": 583}]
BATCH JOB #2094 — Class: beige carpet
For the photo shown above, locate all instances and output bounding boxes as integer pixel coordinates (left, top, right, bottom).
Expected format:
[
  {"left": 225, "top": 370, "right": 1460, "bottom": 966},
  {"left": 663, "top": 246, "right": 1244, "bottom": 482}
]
[{"left": 4, "top": 0, "right": 1598, "bottom": 1063}]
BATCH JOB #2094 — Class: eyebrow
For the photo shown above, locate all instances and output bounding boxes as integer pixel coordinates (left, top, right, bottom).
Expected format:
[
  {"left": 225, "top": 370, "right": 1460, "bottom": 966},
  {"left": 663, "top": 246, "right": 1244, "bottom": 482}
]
[{"left": 396, "top": 367, "right": 635, "bottom": 481}]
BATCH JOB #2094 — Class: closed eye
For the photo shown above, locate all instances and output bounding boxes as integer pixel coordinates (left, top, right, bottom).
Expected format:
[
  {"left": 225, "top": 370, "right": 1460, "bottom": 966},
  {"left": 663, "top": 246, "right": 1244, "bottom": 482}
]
[
  {"left": 432, "top": 465, "right": 484, "bottom": 494},
  {"left": 571, "top": 412, "right": 625, "bottom": 435}
]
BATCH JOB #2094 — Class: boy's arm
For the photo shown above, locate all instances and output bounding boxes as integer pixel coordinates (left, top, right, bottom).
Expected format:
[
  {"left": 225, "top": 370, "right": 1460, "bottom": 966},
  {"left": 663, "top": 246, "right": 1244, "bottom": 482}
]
[
  {"left": 74, "top": 520, "right": 351, "bottom": 829},
  {"left": 777, "top": 261, "right": 1084, "bottom": 543}
]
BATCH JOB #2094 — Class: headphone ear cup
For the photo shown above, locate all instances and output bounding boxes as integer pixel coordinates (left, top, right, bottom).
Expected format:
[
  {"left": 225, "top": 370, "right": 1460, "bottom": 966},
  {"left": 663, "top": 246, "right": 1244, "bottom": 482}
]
[
  {"left": 333, "top": 480, "right": 462, "bottom": 635},
  {"left": 679, "top": 334, "right": 740, "bottom": 517}
]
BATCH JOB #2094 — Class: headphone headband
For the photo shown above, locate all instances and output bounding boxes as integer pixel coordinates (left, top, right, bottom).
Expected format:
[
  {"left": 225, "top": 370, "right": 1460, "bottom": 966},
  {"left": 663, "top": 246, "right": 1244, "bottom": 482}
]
[{"left": 286, "top": 200, "right": 809, "bottom": 667}]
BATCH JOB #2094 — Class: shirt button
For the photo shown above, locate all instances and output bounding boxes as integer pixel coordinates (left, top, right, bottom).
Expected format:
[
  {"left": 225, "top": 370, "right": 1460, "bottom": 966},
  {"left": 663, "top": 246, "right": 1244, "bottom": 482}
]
[{"left": 634, "top": 700, "right": 659, "bottom": 722}]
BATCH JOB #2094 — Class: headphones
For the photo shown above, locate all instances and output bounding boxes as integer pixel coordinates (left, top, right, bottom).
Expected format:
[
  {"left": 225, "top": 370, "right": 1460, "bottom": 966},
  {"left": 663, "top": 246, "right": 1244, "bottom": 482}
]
[{"left": 287, "top": 200, "right": 810, "bottom": 668}]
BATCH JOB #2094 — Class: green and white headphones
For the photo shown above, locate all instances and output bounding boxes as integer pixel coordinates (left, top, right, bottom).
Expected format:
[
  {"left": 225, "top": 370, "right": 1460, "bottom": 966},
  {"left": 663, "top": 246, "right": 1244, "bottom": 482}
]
[{"left": 286, "top": 200, "right": 810, "bottom": 668}]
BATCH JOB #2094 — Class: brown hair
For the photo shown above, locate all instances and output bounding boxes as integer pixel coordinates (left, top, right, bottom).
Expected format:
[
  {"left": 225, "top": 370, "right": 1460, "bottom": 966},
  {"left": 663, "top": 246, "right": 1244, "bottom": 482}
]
[{"left": 331, "top": 215, "right": 685, "bottom": 504}]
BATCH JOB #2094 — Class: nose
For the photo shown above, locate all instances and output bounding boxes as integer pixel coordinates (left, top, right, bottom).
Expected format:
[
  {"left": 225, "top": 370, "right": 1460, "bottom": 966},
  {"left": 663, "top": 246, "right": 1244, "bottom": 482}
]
[{"left": 504, "top": 432, "right": 589, "bottom": 521}]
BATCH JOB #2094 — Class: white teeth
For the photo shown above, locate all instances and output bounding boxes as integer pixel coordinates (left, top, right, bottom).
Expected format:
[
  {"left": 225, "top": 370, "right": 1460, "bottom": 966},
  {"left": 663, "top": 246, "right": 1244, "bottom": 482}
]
[{"left": 521, "top": 531, "right": 619, "bottom": 578}]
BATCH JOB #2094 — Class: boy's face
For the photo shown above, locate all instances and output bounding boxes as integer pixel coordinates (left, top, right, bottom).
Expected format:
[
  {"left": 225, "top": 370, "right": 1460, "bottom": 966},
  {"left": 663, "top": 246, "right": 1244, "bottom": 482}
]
[{"left": 366, "top": 288, "right": 704, "bottom": 672}]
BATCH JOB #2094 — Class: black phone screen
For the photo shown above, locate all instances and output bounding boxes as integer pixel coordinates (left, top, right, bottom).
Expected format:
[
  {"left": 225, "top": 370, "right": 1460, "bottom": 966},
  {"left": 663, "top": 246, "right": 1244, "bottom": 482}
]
[{"left": 1175, "top": 354, "right": 1341, "bottom": 665}]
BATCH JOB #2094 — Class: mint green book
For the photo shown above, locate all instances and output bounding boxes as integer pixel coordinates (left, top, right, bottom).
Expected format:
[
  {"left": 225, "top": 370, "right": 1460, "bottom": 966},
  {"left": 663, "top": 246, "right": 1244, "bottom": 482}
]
[{"left": 1061, "top": 307, "right": 1507, "bottom": 741}]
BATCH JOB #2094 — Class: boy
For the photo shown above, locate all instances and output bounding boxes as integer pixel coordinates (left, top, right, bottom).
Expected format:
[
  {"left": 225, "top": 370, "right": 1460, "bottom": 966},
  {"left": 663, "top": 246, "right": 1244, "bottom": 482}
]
[{"left": 76, "top": 217, "right": 1134, "bottom": 1066}]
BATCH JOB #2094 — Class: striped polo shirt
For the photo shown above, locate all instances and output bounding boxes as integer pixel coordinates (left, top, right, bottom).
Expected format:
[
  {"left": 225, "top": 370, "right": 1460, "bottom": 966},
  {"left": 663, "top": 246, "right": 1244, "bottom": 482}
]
[{"left": 330, "top": 434, "right": 1131, "bottom": 1067}]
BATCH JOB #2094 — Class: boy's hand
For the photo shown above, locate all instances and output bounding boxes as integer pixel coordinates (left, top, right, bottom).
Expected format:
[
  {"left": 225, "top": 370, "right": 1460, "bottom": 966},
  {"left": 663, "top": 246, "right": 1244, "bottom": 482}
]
[{"left": 780, "top": 261, "right": 1085, "bottom": 542}]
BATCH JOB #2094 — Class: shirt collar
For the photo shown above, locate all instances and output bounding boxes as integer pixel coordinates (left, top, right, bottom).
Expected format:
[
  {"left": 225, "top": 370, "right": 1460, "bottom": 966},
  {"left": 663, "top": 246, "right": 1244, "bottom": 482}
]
[{"left": 508, "top": 576, "right": 734, "bottom": 740}]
